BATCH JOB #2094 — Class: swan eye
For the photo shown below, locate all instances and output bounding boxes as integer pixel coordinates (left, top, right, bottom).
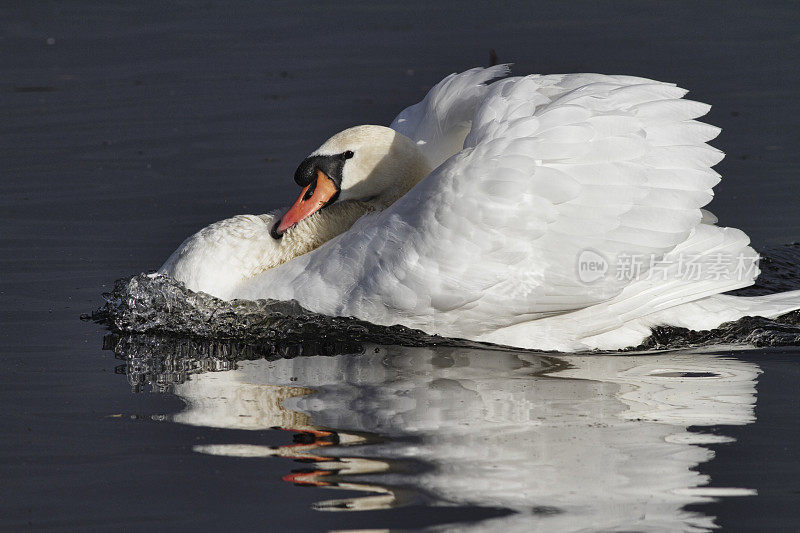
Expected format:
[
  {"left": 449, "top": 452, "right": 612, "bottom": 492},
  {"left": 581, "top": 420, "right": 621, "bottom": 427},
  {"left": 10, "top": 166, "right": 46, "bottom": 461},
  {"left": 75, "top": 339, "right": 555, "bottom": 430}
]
[{"left": 343, "top": 150, "right": 354, "bottom": 159}]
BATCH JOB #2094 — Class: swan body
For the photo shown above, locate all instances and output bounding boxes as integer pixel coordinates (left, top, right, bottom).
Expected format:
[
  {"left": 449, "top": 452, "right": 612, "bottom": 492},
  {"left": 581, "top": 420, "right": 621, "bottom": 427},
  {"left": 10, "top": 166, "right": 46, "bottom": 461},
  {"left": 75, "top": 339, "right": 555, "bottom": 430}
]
[{"left": 160, "top": 66, "right": 800, "bottom": 351}]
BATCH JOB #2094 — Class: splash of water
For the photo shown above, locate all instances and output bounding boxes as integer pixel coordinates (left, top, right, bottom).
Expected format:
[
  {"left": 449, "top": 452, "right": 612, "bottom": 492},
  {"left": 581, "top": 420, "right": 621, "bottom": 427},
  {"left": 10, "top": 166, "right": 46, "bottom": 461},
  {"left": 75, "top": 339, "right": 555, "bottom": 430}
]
[{"left": 92, "top": 273, "right": 458, "bottom": 347}]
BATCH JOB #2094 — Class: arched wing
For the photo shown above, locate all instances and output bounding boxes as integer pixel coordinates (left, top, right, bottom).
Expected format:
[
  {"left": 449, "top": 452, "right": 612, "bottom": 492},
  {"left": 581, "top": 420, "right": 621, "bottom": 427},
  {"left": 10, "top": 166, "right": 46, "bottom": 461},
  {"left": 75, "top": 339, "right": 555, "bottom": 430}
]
[
  {"left": 390, "top": 65, "right": 511, "bottom": 168},
  {"left": 454, "top": 74, "right": 724, "bottom": 309}
]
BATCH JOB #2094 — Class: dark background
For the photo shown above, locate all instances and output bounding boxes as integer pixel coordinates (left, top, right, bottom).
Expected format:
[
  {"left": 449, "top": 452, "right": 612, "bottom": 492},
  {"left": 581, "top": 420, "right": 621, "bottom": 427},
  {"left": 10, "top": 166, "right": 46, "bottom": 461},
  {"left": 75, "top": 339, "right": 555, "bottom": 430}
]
[{"left": 1, "top": 1, "right": 798, "bottom": 530}]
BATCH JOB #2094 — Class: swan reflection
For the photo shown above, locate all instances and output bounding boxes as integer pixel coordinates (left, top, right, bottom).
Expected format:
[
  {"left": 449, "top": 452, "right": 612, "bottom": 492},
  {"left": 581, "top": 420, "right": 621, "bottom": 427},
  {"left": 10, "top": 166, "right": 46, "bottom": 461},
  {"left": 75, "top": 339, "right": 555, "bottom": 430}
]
[{"left": 133, "top": 343, "right": 759, "bottom": 531}]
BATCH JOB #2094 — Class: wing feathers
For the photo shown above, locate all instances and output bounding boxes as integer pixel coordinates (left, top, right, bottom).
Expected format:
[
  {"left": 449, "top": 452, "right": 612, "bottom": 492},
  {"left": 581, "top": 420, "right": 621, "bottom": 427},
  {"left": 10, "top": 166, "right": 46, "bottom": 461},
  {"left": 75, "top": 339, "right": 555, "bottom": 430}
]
[
  {"left": 633, "top": 99, "right": 711, "bottom": 122},
  {"left": 243, "top": 70, "right": 738, "bottom": 344},
  {"left": 647, "top": 121, "right": 721, "bottom": 146},
  {"left": 425, "top": 72, "right": 728, "bottom": 320}
]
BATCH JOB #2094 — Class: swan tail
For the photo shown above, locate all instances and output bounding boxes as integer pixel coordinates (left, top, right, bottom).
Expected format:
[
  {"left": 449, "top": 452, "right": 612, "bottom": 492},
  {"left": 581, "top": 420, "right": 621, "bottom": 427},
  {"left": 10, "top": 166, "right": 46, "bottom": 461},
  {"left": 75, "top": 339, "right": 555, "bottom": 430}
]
[
  {"left": 740, "top": 289, "right": 800, "bottom": 317},
  {"left": 661, "top": 290, "right": 800, "bottom": 328},
  {"left": 569, "top": 290, "right": 800, "bottom": 352}
]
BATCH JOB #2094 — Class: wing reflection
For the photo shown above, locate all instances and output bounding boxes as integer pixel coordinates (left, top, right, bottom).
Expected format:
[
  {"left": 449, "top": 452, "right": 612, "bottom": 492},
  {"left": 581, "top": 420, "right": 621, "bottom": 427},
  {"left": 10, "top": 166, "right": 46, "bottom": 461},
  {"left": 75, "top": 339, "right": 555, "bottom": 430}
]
[{"left": 117, "top": 337, "right": 760, "bottom": 531}]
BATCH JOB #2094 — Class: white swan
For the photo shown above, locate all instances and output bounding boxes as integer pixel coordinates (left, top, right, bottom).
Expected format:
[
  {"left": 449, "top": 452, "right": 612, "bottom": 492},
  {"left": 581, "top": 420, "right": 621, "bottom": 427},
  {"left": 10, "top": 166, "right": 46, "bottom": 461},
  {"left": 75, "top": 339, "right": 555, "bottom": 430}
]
[{"left": 160, "top": 66, "right": 800, "bottom": 351}]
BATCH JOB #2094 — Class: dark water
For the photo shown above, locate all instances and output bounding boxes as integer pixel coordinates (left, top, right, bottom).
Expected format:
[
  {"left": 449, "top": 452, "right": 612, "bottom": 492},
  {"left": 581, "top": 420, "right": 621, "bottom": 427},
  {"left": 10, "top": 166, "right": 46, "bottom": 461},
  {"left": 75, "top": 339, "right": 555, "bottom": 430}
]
[{"left": 2, "top": 1, "right": 800, "bottom": 531}]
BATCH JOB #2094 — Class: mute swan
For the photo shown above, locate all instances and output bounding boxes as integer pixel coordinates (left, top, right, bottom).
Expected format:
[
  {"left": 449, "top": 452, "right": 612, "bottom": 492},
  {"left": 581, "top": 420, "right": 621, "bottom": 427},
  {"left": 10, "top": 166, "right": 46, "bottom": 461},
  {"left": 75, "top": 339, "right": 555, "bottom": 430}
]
[{"left": 160, "top": 65, "right": 800, "bottom": 351}]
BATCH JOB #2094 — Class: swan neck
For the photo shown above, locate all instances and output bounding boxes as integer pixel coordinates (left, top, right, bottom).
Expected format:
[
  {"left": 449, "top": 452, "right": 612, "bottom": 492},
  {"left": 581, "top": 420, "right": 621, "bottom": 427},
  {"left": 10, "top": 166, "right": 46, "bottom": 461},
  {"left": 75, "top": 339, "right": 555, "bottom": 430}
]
[{"left": 258, "top": 200, "right": 374, "bottom": 274}]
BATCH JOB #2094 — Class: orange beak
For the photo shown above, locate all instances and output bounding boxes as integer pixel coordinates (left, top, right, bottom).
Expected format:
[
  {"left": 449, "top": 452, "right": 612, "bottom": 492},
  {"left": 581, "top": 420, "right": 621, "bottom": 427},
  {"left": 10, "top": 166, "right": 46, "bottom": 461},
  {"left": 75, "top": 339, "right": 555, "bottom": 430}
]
[{"left": 271, "top": 169, "right": 339, "bottom": 238}]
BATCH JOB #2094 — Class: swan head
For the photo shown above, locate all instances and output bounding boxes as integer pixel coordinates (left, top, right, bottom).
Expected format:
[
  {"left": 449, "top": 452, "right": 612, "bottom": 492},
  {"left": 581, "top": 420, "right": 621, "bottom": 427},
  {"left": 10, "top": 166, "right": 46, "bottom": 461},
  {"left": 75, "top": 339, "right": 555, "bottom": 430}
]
[{"left": 271, "top": 125, "right": 431, "bottom": 238}]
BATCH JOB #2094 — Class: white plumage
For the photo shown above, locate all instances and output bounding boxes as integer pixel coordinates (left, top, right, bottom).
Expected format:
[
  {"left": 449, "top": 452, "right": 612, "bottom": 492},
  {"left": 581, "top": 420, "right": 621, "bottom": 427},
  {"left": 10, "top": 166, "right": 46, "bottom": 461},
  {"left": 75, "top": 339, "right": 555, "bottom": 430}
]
[{"left": 160, "top": 66, "right": 800, "bottom": 351}]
